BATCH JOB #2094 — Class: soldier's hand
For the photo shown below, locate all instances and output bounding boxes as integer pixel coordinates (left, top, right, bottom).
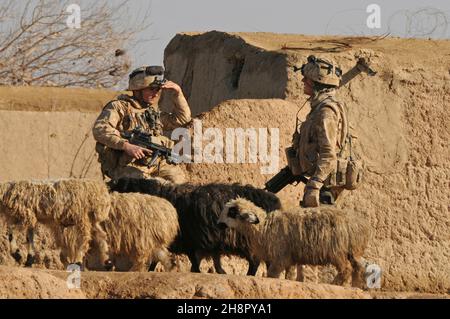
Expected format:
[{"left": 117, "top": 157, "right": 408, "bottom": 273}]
[
  {"left": 161, "top": 80, "right": 182, "bottom": 96},
  {"left": 123, "top": 142, "right": 152, "bottom": 160}
]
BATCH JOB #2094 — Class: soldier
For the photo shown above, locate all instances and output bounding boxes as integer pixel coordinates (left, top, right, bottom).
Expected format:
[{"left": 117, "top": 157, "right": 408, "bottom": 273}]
[
  {"left": 295, "top": 56, "right": 349, "bottom": 207},
  {"left": 93, "top": 65, "right": 191, "bottom": 183}
]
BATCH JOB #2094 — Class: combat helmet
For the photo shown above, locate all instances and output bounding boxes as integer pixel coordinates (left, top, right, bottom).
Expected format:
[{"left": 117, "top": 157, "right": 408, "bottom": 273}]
[
  {"left": 300, "top": 55, "right": 342, "bottom": 87},
  {"left": 128, "top": 65, "right": 166, "bottom": 91}
]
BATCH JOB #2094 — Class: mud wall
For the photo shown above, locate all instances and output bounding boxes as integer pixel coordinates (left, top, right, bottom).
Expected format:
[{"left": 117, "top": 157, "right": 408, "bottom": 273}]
[
  {"left": 0, "top": 110, "right": 103, "bottom": 181},
  {"left": 164, "top": 32, "right": 450, "bottom": 293},
  {"left": 178, "top": 95, "right": 449, "bottom": 293},
  {"left": 163, "top": 31, "right": 289, "bottom": 115},
  {"left": 0, "top": 86, "right": 116, "bottom": 181}
]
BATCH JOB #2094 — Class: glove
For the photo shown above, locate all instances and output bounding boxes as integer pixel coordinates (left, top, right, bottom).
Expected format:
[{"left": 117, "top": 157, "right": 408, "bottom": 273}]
[{"left": 301, "top": 178, "right": 323, "bottom": 208}]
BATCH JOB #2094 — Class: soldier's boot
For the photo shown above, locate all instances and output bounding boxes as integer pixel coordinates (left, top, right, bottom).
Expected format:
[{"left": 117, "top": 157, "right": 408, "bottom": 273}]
[{"left": 319, "top": 187, "right": 335, "bottom": 205}]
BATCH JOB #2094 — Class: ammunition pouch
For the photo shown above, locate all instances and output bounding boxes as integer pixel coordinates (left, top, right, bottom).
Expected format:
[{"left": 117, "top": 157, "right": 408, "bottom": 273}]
[
  {"left": 285, "top": 146, "right": 302, "bottom": 176},
  {"left": 345, "top": 157, "right": 364, "bottom": 190},
  {"left": 328, "top": 157, "right": 364, "bottom": 190},
  {"left": 95, "top": 142, "right": 122, "bottom": 178},
  {"left": 335, "top": 158, "right": 348, "bottom": 187}
]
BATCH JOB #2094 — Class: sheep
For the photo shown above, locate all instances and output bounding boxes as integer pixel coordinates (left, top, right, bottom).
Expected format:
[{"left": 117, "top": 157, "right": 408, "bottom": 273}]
[
  {"left": 0, "top": 179, "right": 111, "bottom": 269},
  {"left": 104, "top": 192, "right": 179, "bottom": 272},
  {"left": 217, "top": 197, "right": 370, "bottom": 287},
  {"left": 109, "top": 177, "right": 282, "bottom": 276}
]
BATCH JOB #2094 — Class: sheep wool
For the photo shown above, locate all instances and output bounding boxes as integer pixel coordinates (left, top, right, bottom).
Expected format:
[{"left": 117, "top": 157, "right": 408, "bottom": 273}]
[
  {"left": 106, "top": 192, "right": 179, "bottom": 272},
  {"left": 0, "top": 179, "right": 111, "bottom": 268},
  {"left": 220, "top": 197, "right": 370, "bottom": 287}
]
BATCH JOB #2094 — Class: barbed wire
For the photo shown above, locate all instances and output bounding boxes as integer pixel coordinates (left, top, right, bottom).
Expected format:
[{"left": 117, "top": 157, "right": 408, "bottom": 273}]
[{"left": 325, "top": 6, "right": 449, "bottom": 39}]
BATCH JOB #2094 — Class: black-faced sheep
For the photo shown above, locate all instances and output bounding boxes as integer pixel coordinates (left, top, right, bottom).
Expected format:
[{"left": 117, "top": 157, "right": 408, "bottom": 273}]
[
  {"left": 109, "top": 177, "right": 281, "bottom": 275},
  {"left": 105, "top": 192, "right": 179, "bottom": 272},
  {"left": 218, "top": 197, "right": 370, "bottom": 287},
  {"left": 0, "top": 179, "right": 111, "bottom": 269}
]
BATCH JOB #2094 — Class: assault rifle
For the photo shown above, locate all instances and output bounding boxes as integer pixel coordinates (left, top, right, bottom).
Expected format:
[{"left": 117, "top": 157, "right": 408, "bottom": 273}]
[
  {"left": 121, "top": 128, "right": 182, "bottom": 166},
  {"left": 265, "top": 166, "right": 308, "bottom": 194},
  {"left": 265, "top": 57, "right": 376, "bottom": 194}
]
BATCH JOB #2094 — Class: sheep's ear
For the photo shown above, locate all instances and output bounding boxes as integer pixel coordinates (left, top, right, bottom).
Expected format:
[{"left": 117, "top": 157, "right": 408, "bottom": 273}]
[
  {"left": 225, "top": 201, "right": 234, "bottom": 208},
  {"left": 241, "top": 212, "right": 259, "bottom": 224}
]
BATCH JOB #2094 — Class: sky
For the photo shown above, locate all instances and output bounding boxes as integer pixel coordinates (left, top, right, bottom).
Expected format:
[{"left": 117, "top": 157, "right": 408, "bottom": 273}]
[{"left": 100, "top": 0, "right": 450, "bottom": 67}]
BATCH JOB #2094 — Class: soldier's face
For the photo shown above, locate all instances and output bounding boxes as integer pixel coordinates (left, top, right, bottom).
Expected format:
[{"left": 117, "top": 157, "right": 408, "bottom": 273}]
[
  {"left": 302, "top": 77, "right": 314, "bottom": 96},
  {"left": 141, "top": 87, "right": 161, "bottom": 105}
]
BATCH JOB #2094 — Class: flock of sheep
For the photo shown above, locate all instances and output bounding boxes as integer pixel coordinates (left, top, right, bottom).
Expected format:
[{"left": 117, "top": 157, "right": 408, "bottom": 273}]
[{"left": 0, "top": 178, "right": 370, "bottom": 287}]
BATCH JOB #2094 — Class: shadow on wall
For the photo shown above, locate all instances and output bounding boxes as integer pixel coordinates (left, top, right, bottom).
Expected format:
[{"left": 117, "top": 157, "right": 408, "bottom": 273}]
[{"left": 161, "top": 31, "right": 289, "bottom": 116}]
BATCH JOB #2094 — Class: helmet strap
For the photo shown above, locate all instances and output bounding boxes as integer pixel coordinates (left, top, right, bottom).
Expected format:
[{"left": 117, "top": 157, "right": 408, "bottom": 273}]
[{"left": 132, "top": 90, "right": 150, "bottom": 107}]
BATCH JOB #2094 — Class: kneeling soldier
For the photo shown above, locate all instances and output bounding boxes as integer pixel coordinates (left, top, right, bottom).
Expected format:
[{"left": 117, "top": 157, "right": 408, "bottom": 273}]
[{"left": 93, "top": 66, "right": 191, "bottom": 183}]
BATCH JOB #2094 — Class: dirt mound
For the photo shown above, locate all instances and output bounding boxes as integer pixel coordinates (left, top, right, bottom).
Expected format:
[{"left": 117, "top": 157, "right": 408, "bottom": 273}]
[
  {"left": 2, "top": 265, "right": 448, "bottom": 299},
  {"left": 79, "top": 271, "right": 368, "bottom": 299},
  {"left": 0, "top": 266, "right": 85, "bottom": 299},
  {"left": 0, "top": 265, "right": 368, "bottom": 299}
]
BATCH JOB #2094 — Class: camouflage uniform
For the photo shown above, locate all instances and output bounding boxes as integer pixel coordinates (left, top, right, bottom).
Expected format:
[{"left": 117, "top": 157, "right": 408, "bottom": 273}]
[
  {"left": 296, "top": 89, "right": 348, "bottom": 201},
  {"left": 93, "top": 92, "right": 191, "bottom": 183},
  {"left": 294, "top": 56, "right": 349, "bottom": 207}
]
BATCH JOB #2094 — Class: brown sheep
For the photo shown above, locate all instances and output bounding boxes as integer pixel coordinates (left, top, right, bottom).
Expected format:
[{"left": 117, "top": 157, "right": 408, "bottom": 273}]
[
  {"left": 0, "top": 179, "right": 111, "bottom": 269},
  {"left": 104, "top": 192, "right": 179, "bottom": 272},
  {"left": 218, "top": 197, "right": 370, "bottom": 287}
]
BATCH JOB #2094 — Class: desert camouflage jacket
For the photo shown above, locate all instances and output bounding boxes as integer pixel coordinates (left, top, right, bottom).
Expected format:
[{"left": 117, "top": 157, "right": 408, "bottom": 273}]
[
  {"left": 93, "top": 93, "right": 191, "bottom": 151},
  {"left": 296, "top": 90, "right": 348, "bottom": 183}
]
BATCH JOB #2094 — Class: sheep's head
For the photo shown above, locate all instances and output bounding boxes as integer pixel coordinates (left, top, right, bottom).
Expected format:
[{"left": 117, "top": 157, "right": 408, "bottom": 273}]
[{"left": 217, "top": 197, "right": 261, "bottom": 230}]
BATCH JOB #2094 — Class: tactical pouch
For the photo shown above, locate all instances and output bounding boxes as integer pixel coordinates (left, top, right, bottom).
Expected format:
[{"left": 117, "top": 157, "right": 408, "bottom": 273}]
[
  {"left": 95, "top": 143, "right": 122, "bottom": 176},
  {"left": 285, "top": 146, "right": 302, "bottom": 176},
  {"left": 345, "top": 158, "right": 364, "bottom": 190},
  {"left": 335, "top": 158, "right": 348, "bottom": 187},
  {"left": 118, "top": 152, "right": 134, "bottom": 166}
]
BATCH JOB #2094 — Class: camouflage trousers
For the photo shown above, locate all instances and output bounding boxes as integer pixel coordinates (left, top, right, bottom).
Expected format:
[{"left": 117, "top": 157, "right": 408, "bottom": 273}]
[{"left": 109, "top": 159, "right": 185, "bottom": 184}]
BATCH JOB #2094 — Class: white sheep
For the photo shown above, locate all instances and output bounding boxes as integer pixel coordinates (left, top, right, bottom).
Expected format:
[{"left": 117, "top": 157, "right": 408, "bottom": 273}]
[
  {"left": 218, "top": 197, "right": 370, "bottom": 287},
  {"left": 104, "top": 192, "right": 179, "bottom": 272},
  {"left": 0, "top": 179, "right": 111, "bottom": 269}
]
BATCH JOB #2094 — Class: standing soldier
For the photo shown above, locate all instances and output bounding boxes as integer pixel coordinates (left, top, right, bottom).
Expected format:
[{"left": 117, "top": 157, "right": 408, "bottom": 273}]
[
  {"left": 93, "top": 65, "right": 191, "bottom": 183},
  {"left": 294, "top": 56, "right": 355, "bottom": 207}
]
